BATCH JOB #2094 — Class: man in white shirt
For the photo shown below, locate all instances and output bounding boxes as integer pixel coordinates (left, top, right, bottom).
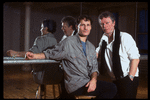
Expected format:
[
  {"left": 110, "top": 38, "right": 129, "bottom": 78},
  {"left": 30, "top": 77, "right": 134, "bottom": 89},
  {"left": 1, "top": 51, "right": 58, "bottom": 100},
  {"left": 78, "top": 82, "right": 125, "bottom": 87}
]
[{"left": 96, "top": 11, "right": 140, "bottom": 99}]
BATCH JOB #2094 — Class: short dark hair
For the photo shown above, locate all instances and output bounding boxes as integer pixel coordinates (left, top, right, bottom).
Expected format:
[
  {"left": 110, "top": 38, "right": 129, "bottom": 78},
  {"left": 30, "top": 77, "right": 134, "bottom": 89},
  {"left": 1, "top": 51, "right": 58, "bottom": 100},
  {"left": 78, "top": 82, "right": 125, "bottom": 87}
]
[
  {"left": 77, "top": 15, "right": 93, "bottom": 25},
  {"left": 43, "top": 19, "right": 56, "bottom": 33},
  {"left": 98, "top": 11, "right": 116, "bottom": 23},
  {"left": 61, "top": 16, "right": 76, "bottom": 30}
]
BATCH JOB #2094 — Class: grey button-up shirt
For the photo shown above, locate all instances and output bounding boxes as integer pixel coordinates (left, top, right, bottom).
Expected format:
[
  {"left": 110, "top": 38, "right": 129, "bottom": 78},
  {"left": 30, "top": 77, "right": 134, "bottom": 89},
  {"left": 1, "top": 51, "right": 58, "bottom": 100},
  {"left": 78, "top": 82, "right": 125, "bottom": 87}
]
[
  {"left": 29, "top": 33, "right": 57, "bottom": 53},
  {"left": 43, "top": 34, "right": 99, "bottom": 93}
]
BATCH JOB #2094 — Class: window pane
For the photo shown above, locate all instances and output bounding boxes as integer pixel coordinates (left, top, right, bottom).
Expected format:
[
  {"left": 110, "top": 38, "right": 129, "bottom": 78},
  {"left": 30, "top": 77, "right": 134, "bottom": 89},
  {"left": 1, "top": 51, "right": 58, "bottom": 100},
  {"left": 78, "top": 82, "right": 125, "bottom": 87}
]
[
  {"left": 113, "top": 13, "right": 118, "bottom": 28},
  {"left": 146, "top": 10, "right": 148, "bottom": 33},
  {"left": 138, "top": 34, "right": 148, "bottom": 55},
  {"left": 139, "top": 10, "right": 145, "bottom": 33}
]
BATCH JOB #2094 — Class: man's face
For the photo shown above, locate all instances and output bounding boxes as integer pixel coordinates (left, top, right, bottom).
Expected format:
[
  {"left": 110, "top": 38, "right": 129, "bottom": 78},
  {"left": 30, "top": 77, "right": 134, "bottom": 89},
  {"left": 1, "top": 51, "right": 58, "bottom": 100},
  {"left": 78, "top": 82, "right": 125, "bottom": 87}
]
[
  {"left": 99, "top": 17, "right": 115, "bottom": 35},
  {"left": 78, "top": 19, "right": 92, "bottom": 37},
  {"left": 61, "top": 22, "right": 73, "bottom": 36},
  {"left": 40, "top": 23, "right": 47, "bottom": 36}
]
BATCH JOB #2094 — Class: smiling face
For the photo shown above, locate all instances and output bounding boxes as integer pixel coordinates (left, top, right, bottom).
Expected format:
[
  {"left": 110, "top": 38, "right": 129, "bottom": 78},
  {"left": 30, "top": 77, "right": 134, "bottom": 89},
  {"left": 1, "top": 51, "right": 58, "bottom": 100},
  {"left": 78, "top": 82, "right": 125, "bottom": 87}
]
[
  {"left": 99, "top": 17, "right": 115, "bottom": 35},
  {"left": 78, "top": 18, "right": 92, "bottom": 37}
]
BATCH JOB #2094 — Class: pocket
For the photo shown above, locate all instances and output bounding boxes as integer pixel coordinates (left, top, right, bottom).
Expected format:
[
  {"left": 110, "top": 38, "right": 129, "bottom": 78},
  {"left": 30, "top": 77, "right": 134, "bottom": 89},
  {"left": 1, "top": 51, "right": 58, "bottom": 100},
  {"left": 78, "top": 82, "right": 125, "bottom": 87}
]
[
  {"left": 118, "top": 75, "right": 132, "bottom": 83},
  {"left": 127, "top": 75, "right": 134, "bottom": 82},
  {"left": 121, "top": 75, "right": 133, "bottom": 86},
  {"left": 69, "top": 52, "right": 87, "bottom": 65}
]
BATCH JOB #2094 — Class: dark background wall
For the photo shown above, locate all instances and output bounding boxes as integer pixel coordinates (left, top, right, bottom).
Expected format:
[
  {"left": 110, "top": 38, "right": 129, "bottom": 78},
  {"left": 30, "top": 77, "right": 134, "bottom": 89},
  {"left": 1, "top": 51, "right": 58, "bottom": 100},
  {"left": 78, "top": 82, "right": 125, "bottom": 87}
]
[{"left": 3, "top": 2, "right": 148, "bottom": 56}]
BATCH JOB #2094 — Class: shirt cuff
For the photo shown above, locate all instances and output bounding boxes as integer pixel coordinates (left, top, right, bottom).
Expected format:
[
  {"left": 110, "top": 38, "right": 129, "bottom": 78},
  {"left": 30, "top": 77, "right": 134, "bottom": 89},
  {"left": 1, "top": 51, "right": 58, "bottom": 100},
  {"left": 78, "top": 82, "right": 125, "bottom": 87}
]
[{"left": 43, "top": 50, "right": 50, "bottom": 59}]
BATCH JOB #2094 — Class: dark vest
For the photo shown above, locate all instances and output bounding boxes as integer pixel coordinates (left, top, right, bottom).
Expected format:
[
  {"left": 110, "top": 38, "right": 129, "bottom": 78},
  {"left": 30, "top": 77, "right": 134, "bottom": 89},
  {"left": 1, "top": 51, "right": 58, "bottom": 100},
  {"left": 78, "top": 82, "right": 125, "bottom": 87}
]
[{"left": 98, "top": 27, "right": 123, "bottom": 80}]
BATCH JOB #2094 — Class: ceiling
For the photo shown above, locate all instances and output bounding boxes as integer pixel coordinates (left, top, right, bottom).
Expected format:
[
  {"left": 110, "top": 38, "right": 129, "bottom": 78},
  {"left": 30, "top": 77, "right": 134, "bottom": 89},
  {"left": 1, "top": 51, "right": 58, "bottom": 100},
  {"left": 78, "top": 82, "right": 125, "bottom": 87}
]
[{"left": 4, "top": 2, "right": 147, "bottom": 16}]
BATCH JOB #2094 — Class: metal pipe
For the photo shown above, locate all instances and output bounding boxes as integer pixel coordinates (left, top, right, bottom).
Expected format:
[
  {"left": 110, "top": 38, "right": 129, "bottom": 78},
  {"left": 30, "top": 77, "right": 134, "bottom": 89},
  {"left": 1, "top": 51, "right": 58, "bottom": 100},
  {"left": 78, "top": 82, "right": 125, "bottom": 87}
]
[
  {"left": 3, "top": 58, "right": 60, "bottom": 65},
  {"left": 24, "top": 2, "right": 31, "bottom": 51}
]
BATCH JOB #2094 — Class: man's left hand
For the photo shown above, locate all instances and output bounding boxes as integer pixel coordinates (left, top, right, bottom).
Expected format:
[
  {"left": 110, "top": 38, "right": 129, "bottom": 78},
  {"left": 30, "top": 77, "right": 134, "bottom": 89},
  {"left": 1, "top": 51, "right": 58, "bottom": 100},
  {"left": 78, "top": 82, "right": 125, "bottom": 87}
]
[{"left": 85, "top": 78, "right": 97, "bottom": 93}]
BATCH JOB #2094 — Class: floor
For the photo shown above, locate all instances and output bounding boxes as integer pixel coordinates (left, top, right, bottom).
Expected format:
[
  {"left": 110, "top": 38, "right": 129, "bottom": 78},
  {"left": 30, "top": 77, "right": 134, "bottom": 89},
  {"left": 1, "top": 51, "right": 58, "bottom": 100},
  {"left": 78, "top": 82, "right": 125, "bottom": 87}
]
[{"left": 3, "top": 65, "right": 148, "bottom": 99}]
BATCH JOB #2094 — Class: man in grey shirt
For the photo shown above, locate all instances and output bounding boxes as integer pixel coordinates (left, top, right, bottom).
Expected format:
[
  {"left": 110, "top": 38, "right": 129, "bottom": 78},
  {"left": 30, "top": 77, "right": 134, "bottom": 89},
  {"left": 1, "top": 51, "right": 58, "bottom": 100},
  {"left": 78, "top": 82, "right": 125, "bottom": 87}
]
[{"left": 25, "top": 15, "right": 117, "bottom": 99}]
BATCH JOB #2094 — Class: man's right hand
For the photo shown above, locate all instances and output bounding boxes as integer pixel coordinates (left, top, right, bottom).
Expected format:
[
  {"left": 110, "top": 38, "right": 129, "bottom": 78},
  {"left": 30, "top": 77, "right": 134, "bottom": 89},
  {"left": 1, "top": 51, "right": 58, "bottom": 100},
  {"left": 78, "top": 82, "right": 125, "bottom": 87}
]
[
  {"left": 25, "top": 52, "right": 35, "bottom": 60},
  {"left": 25, "top": 52, "right": 46, "bottom": 60}
]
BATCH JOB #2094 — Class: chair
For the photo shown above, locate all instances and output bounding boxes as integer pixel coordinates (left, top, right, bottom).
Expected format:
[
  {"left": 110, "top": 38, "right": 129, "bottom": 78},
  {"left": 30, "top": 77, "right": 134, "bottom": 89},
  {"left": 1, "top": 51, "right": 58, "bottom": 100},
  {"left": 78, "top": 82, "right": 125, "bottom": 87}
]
[
  {"left": 31, "top": 63, "right": 63, "bottom": 99},
  {"left": 35, "top": 84, "right": 62, "bottom": 99}
]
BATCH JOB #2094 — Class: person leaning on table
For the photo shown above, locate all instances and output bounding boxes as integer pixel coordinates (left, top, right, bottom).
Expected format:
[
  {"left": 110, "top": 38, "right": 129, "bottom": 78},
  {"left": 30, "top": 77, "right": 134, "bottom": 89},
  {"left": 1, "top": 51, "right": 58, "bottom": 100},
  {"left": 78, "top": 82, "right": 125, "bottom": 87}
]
[
  {"left": 25, "top": 15, "right": 117, "bottom": 99},
  {"left": 7, "top": 19, "right": 59, "bottom": 97},
  {"left": 96, "top": 11, "right": 140, "bottom": 99}
]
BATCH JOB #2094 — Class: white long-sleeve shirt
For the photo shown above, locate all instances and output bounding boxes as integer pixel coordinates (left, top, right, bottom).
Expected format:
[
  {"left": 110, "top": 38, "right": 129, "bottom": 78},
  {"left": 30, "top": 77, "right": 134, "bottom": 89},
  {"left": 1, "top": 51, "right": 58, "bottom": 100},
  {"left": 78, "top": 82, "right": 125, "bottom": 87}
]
[{"left": 96, "top": 30, "right": 140, "bottom": 80}]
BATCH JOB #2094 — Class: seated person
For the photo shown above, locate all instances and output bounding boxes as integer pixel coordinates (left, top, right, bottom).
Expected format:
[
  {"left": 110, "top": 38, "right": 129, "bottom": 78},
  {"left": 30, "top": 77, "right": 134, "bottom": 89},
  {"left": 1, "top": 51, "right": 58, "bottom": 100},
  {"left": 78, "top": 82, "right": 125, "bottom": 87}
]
[{"left": 7, "top": 19, "right": 63, "bottom": 98}]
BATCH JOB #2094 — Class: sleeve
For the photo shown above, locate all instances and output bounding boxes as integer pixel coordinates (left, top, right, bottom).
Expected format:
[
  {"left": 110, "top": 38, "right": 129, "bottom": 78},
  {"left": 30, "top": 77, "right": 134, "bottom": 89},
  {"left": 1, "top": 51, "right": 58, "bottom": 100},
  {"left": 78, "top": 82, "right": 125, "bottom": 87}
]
[
  {"left": 122, "top": 33, "right": 140, "bottom": 60},
  {"left": 43, "top": 40, "right": 68, "bottom": 60},
  {"left": 91, "top": 51, "right": 99, "bottom": 76},
  {"left": 89, "top": 44, "right": 99, "bottom": 76}
]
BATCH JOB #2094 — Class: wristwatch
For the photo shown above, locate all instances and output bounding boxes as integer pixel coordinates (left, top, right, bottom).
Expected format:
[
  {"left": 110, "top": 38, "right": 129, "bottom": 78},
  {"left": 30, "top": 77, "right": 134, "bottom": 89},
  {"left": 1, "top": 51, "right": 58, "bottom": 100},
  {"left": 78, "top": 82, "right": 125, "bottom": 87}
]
[{"left": 128, "top": 75, "right": 134, "bottom": 80}]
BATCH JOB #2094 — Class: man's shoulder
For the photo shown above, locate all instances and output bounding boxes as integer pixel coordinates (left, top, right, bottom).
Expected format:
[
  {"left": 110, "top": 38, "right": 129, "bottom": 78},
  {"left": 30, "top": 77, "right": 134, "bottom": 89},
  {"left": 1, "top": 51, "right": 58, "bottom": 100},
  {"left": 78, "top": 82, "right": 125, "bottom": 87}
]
[
  {"left": 120, "top": 31, "right": 133, "bottom": 39},
  {"left": 64, "top": 35, "right": 77, "bottom": 42},
  {"left": 35, "top": 35, "right": 46, "bottom": 40},
  {"left": 35, "top": 34, "right": 57, "bottom": 44},
  {"left": 34, "top": 36, "right": 43, "bottom": 43}
]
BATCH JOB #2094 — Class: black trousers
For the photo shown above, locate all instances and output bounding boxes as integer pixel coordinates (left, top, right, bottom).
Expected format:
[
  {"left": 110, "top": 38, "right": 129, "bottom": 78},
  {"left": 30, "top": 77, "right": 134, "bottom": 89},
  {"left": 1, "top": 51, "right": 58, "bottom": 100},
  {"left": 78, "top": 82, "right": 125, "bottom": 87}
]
[
  {"left": 113, "top": 75, "right": 139, "bottom": 99},
  {"left": 69, "top": 80, "right": 117, "bottom": 99}
]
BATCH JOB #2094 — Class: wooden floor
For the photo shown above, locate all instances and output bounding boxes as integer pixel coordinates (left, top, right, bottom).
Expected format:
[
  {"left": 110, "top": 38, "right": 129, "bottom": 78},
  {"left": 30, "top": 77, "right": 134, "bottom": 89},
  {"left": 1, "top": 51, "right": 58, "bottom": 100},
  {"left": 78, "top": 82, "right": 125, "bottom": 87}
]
[{"left": 3, "top": 65, "right": 148, "bottom": 99}]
